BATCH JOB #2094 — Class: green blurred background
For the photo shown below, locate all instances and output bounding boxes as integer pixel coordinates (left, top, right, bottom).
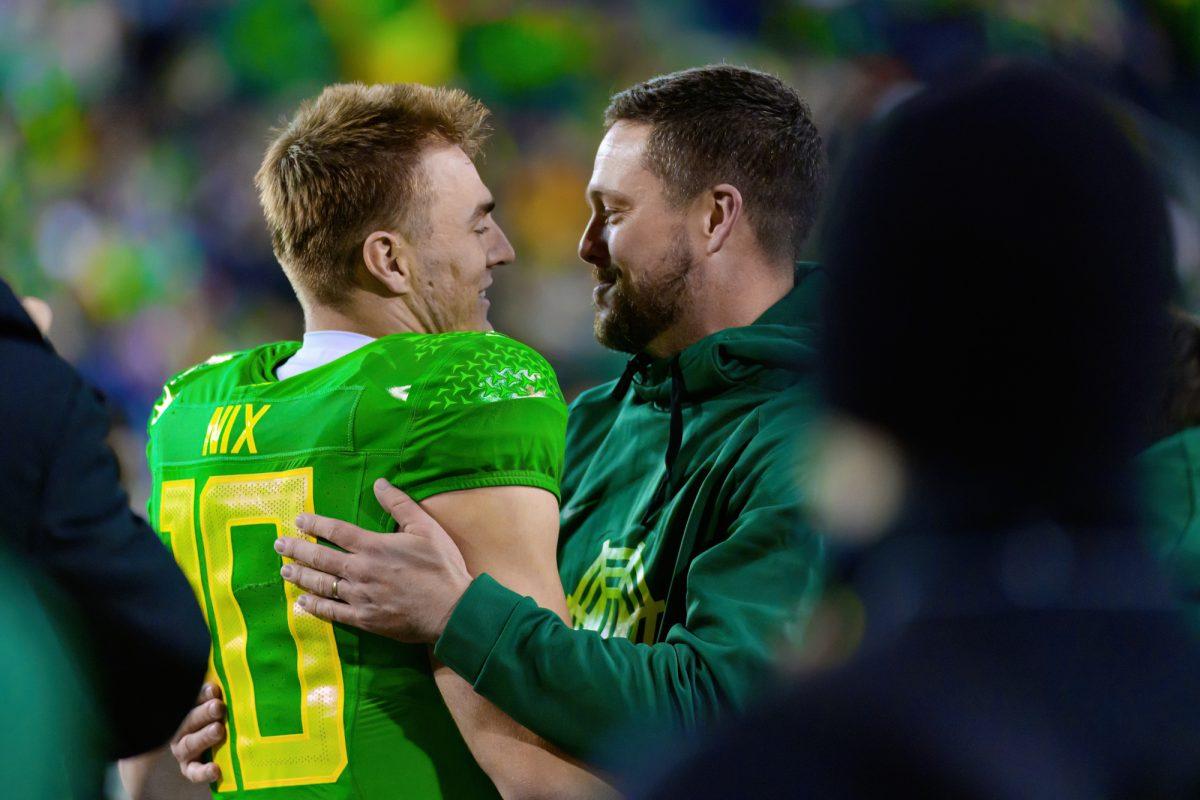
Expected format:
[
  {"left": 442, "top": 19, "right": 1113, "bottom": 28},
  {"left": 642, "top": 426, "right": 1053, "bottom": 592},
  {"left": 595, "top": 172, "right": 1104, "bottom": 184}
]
[{"left": 3, "top": 0, "right": 1200, "bottom": 520}]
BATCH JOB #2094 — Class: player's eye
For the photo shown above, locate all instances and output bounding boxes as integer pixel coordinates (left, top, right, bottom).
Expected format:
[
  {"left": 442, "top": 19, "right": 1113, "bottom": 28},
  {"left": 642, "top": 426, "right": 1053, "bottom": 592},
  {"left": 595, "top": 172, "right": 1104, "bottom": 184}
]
[{"left": 474, "top": 225, "right": 489, "bottom": 235}]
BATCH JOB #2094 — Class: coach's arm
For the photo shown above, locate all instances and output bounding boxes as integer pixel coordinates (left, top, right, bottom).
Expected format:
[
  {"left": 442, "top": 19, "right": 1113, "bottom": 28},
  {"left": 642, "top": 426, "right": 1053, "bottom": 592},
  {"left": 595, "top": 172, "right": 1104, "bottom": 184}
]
[
  {"left": 419, "top": 485, "right": 616, "bottom": 799},
  {"left": 279, "top": 437, "right": 819, "bottom": 762},
  {"left": 432, "top": 441, "right": 819, "bottom": 759},
  {"left": 282, "top": 482, "right": 616, "bottom": 799}
]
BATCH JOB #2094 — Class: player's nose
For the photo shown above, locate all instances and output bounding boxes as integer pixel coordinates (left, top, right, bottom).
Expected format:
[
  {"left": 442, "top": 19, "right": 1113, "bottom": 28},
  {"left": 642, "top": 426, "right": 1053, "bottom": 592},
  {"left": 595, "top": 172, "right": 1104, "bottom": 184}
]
[{"left": 490, "top": 225, "right": 516, "bottom": 268}]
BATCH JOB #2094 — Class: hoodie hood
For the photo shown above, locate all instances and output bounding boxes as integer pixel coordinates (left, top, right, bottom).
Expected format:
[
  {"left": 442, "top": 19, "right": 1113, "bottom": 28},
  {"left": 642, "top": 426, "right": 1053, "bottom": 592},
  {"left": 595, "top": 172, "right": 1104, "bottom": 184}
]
[
  {"left": 618, "top": 263, "right": 821, "bottom": 407},
  {"left": 605, "top": 264, "right": 822, "bottom": 514}
]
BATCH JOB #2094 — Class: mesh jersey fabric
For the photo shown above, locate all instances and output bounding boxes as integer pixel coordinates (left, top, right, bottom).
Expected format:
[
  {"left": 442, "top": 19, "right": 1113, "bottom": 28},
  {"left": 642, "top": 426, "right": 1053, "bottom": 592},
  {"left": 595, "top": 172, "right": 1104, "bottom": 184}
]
[{"left": 146, "top": 331, "right": 566, "bottom": 798}]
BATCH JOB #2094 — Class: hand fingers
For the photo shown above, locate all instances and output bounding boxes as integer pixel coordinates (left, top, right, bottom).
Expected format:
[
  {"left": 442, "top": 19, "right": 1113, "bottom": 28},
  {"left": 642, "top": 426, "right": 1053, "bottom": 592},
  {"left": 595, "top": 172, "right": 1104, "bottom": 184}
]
[
  {"left": 275, "top": 535, "right": 352, "bottom": 576},
  {"left": 182, "top": 759, "right": 221, "bottom": 785},
  {"left": 294, "top": 512, "right": 367, "bottom": 552},
  {"left": 373, "top": 479, "right": 435, "bottom": 534},
  {"left": 296, "top": 593, "right": 357, "bottom": 626},
  {"left": 281, "top": 563, "right": 353, "bottom": 601},
  {"left": 172, "top": 698, "right": 226, "bottom": 746},
  {"left": 174, "top": 686, "right": 224, "bottom": 784},
  {"left": 171, "top": 720, "right": 226, "bottom": 768}
]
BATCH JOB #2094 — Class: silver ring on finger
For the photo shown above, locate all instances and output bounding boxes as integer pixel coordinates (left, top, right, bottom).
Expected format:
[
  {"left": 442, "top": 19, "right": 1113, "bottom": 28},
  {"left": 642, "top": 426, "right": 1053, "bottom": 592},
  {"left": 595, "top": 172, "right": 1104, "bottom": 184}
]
[{"left": 331, "top": 576, "right": 341, "bottom": 601}]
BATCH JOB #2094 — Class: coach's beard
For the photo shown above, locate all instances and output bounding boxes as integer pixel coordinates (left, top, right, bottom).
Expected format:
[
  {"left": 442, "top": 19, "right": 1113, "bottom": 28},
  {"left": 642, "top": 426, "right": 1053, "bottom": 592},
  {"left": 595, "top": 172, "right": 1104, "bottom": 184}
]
[{"left": 594, "top": 230, "right": 696, "bottom": 355}]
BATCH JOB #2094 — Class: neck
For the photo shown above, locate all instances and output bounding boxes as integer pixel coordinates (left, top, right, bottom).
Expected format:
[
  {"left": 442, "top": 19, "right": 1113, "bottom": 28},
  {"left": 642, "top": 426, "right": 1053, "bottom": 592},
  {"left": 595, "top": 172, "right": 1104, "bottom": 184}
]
[
  {"left": 303, "top": 288, "right": 430, "bottom": 338},
  {"left": 646, "top": 259, "right": 794, "bottom": 358}
]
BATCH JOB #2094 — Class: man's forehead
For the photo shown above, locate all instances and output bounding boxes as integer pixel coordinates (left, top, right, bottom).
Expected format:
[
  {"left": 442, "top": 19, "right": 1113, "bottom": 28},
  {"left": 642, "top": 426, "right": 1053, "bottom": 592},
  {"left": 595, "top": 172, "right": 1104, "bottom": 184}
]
[
  {"left": 589, "top": 122, "right": 652, "bottom": 192},
  {"left": 422, "top": 142, "right": 478, "bottom": 177},
  {"left": 595, "top": 122, "right": 650, "bottom": 164},
  {"left": 424, "top": 144, "right": 491, "bottom": 197}
]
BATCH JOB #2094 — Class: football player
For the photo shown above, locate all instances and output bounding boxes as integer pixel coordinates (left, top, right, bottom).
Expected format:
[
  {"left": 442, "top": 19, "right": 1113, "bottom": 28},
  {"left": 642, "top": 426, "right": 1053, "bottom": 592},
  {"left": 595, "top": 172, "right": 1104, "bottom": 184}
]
[{"left": 125, "top": 83, "right": 608, "bottom": 799}]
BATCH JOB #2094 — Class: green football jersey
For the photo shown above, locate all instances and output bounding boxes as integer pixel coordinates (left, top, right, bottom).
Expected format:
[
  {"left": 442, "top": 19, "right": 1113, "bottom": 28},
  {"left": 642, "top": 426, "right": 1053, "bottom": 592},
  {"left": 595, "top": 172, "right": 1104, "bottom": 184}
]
[{"left": 146, "top": 331, "right": 566, "bottom": 799}]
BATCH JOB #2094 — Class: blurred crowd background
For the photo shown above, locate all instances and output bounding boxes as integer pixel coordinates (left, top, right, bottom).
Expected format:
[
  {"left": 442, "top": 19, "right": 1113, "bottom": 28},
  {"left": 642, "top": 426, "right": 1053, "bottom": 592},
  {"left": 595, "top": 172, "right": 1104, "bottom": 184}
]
[{"left": 3, "top": 0, "right": 1200, "bottom": 513}]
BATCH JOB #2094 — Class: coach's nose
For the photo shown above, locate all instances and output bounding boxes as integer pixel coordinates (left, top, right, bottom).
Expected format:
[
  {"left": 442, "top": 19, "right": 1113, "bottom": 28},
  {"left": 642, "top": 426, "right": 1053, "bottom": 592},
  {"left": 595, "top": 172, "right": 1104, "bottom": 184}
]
[{"left": 578, "top": 213, "right": 608, "bottom": 268}]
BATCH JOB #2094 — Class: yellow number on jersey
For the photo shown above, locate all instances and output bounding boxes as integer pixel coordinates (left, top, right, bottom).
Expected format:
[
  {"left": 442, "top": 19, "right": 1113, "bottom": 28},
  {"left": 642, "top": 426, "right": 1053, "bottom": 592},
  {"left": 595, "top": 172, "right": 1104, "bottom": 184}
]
[
  {"left": 160, "top": 468, "right": 348, "bottom": 791},
  {"left": 159, "top": 480, "right": 235, "bottom": 786}
]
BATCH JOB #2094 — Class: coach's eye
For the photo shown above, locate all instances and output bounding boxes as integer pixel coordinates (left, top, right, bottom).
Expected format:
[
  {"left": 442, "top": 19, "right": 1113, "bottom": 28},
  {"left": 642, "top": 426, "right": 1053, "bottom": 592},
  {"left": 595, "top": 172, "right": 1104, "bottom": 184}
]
[{"left": 474, "top": 226, "right": 489, "bottom": 235}]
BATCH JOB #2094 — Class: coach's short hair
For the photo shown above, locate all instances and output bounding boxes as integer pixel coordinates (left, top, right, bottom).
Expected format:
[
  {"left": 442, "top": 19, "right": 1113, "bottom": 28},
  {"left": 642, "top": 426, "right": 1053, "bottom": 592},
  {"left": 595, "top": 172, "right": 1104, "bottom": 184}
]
[
  {"left": 256, "top": 83, "right": 490, "bottom": 306},
  {"left": 605, "top": 65, "right": 825, "bottom": 262}
]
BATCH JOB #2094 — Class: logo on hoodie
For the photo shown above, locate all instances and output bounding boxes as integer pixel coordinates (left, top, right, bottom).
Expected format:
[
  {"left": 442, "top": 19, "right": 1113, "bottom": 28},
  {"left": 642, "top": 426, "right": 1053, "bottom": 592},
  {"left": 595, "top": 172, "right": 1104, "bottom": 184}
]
[{"left": 566, "top": 540, "right": 664, "bottom": 644}]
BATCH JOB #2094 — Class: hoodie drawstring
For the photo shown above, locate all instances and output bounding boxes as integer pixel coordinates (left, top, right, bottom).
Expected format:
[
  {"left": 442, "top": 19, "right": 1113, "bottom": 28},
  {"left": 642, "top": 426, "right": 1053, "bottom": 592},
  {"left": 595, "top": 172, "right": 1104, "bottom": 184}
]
[
  {"left": 664, "top": 355, "right": 685, "bottom": 486},
  {"left": 644, "top": 356, "right": 689, "bottom": 636},
  {"left": 611, "top": 353, "right": 653, "bottom": 400},
  {"left": 647, "top": 355, "right": 686, "bottom": 513},
  {"left": 613, "top": 353, "right": 688, "bottom": 513}
]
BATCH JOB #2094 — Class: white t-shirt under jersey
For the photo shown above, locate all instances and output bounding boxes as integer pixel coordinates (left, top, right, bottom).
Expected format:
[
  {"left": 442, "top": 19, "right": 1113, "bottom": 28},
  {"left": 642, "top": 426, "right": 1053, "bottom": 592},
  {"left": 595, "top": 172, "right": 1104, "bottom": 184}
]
[{"left": 275, "top": 330, "right": 376, "bottom": 380}]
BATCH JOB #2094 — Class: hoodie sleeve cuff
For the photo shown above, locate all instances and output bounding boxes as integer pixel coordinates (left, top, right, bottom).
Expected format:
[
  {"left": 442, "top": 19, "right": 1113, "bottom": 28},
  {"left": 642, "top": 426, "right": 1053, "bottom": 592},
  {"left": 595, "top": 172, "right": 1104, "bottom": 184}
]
[{"left": 434, "top": 573, "right": 524, "bottom": 683}]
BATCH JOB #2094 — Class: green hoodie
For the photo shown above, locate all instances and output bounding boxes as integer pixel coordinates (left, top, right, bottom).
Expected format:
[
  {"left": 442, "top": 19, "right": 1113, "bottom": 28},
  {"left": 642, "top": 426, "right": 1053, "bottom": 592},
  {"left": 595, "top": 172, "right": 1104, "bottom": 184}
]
[
  {"left": 434, "top": 266, "right": 824, "bottom": 758},
  {"left": 1140, "top": 427, "right": 1200, "bottom": 623}
]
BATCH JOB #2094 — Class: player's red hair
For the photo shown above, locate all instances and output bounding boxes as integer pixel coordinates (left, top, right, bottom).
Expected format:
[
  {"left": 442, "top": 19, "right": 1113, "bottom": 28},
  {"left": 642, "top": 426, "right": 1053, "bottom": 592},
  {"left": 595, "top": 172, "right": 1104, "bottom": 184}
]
[{"left": 256, "top": 83, "right": 491, "bottom": 306}]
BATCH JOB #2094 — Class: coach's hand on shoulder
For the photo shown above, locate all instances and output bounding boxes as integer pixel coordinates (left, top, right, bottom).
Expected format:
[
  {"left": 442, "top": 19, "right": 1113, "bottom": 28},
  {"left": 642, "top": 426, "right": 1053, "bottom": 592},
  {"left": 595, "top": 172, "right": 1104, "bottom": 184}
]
[
  {"left": 277, "top": 478, "right": 472, "bottom": 643},
  {"left": 170, "top": 683, "right": 226, "bottom": 784}
]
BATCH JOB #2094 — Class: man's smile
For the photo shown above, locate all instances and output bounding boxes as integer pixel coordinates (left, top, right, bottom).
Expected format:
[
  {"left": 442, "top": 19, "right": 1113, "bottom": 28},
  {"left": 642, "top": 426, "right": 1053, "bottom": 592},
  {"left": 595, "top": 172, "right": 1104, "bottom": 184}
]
[{"left": 592, "top": 268, "right": 619, "bottom": 308}]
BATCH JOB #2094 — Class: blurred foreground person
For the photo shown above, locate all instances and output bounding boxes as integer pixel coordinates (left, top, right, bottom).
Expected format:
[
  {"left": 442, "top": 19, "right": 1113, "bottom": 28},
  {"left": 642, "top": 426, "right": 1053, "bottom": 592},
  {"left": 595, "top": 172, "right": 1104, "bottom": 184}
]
[
  {"left": 641, "top": 63, "right": 1200, "bottom": 799},
  {"left": 0, "top": 544, "right": 89, "bottom": 798},
  {"left": 1140, "top": 309, "right": 1200, "bottom": 626},
  {"left": 0, "top": 279, "right": 209, "bottom": 790}
]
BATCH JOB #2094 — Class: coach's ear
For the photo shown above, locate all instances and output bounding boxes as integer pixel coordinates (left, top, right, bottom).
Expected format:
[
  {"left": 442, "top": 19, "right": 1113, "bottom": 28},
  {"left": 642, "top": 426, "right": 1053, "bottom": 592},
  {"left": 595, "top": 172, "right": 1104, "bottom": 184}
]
[
  {"left": 698, "top": 183, "right": 744, "bottom": 256},
  {"left": 362, "top": 231, "right": 417, "bottom": 295}
]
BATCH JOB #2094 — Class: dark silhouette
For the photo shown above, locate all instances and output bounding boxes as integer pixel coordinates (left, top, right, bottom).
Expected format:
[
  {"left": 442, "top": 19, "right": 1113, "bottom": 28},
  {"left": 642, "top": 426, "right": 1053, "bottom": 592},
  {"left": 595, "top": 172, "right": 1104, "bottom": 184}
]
[
  {"left": 0, "top": 279, "right": 209, "bottom": 765},
  {"left": 639, "top": 63, "right": 1200, "bottom": 799}
]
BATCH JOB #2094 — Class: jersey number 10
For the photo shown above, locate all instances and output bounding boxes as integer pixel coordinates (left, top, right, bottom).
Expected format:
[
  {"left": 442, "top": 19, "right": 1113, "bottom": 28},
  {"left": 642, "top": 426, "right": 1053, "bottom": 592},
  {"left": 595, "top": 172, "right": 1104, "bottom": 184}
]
[{"left": 159, "top": 467, "right": 348, "bottom": 792}]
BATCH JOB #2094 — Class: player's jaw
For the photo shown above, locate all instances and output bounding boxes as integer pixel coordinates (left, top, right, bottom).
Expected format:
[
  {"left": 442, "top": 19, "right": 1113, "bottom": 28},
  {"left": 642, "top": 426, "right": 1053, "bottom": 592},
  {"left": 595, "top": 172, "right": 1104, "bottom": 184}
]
[
  {"left": 473, "top": 271, "right": 494, "bottom": 330},
  {"left": 405, "top": 251, "right": 493, "bottom": 334},
  {"left": 443, "top": 266, "right": 495, "bottom": 333}
]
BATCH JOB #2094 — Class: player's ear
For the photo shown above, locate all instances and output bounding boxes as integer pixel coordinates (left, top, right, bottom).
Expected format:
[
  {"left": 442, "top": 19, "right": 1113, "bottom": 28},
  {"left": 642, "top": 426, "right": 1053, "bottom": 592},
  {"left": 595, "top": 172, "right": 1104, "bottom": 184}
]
[
  {"left": 699, "top": 183, "right": 744, "bottom": 256},
  {"left": 362, "top": 231, "right": 415, "bottom": 295}
]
